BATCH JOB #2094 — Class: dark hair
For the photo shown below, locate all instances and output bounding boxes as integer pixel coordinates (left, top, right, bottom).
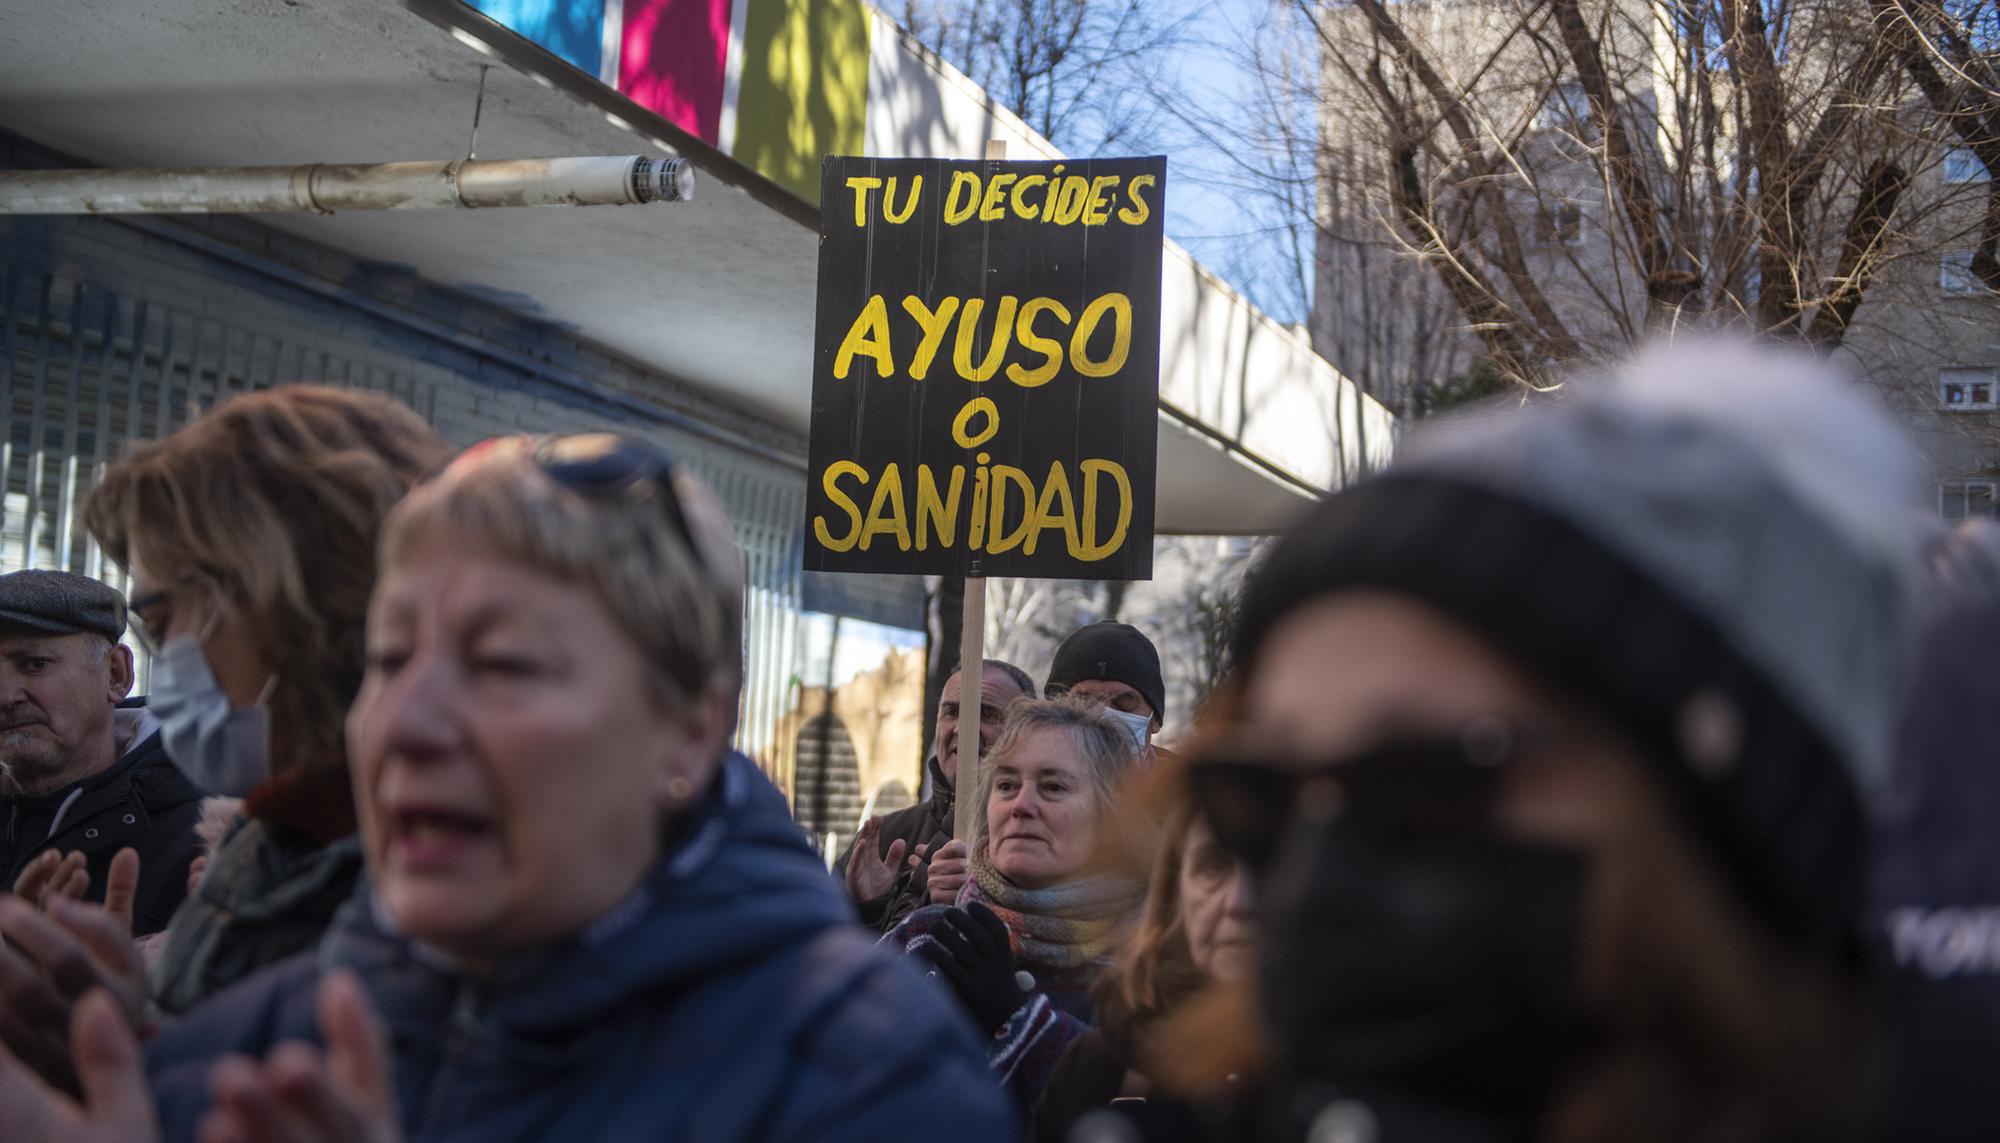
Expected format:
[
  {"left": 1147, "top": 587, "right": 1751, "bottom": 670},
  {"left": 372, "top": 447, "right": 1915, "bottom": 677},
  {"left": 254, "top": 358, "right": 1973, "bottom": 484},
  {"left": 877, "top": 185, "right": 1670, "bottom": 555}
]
[{"left": 949, "top": 659, "right": 1036, "bottom": 698}]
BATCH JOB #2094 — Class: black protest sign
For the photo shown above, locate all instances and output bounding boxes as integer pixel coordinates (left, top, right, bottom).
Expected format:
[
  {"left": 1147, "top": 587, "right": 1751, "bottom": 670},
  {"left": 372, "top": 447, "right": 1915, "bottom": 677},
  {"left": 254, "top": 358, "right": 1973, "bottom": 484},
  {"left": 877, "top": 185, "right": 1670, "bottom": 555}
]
[{"left": 803, "top": 155, "right": 1164, "bottom": 580}]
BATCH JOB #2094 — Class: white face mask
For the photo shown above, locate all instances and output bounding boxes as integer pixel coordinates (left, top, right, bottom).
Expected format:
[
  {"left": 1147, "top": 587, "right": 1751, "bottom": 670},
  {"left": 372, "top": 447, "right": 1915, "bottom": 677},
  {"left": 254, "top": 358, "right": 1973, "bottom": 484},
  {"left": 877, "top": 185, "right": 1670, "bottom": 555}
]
[
  {"left": 150, "top": 613, "right": 275, "bottom": 797},
  {"left": 1103, "top": 706, "right": 1153, "bottom": 754}
]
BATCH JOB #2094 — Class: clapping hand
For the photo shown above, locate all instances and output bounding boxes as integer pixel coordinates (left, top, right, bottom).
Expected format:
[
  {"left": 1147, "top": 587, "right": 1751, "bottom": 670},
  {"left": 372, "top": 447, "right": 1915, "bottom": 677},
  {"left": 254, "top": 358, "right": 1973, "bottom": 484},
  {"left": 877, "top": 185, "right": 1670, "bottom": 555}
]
[
  {"left": 842, "top": 816, "right": 906, "bottom": 904},
  {"left": 0, "top": 988, "right": 158, "bottom": 1142},
  {"left": 196, "top": 970, "right": 402, "bottom": 1143},
  {"left": 0, "top": 849, "right": 149, "bottom": 1092},
  {"left": 13, "top": 850, "right": 91, "bottom": 909}
]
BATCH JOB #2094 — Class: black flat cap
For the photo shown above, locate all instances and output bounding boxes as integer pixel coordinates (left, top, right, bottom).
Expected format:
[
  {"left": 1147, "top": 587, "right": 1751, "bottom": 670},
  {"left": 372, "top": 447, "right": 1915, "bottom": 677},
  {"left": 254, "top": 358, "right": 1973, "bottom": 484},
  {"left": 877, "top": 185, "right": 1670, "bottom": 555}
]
[{"left": 0, "top": 570, "right": 127, "bottom": 641}]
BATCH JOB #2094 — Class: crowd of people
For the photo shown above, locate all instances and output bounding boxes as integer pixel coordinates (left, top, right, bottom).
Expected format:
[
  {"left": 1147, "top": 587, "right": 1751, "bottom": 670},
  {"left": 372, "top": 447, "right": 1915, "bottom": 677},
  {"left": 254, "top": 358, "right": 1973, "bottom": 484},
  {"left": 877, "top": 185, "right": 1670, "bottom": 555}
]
[{"left": 0, "top": 338, "right": 1995, "bottom": 1141}]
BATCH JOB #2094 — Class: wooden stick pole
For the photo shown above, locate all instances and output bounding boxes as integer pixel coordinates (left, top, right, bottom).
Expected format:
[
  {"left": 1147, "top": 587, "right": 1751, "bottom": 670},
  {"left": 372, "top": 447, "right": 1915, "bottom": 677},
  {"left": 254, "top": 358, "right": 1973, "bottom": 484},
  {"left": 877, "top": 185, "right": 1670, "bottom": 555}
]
[
  {"left": 953, "top": 576, "right": 985, "bottom": 844},
  {"left": 953, "top": 137, "right": 1008, "bottom": 847}
]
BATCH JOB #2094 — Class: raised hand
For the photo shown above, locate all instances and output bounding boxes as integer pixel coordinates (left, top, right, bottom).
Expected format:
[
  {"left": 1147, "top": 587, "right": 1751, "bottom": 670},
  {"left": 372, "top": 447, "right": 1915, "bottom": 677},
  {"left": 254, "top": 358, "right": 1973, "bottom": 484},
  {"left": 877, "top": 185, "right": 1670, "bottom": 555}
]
[
  {"left": 13, "top": 850, "right": 88, "bottom": 909},
  {"left": 0, "top": 852, "right": 152, "bottom": 1090},
  {"left": 99, "top": 848, "right": 141, "bottom": 935},
  {"left": 925, "top": 838, "right": 969, "bottom": 906},
  {"left": 196, "top": 970, "right": 401, "bottom": 1143},
  {"left": 6, "top": 850, "right": 147, "bottom": 1015},
  {"left": 842, "top": 816, "right": 906, "bottom": 904},
  {"left": 0, "top": 988, "right": 159, "bottom": 1142},
  {"left": 13, "top": 848, "right": 140, "bottom": 931}
]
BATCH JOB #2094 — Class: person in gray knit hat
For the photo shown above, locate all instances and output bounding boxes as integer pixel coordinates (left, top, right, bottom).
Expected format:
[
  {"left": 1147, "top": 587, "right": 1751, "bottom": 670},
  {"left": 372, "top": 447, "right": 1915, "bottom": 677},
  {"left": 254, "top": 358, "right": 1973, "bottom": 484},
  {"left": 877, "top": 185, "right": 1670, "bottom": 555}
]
[{"left": 1171, "top": 340, "right": 1947, "bottom": 1142}]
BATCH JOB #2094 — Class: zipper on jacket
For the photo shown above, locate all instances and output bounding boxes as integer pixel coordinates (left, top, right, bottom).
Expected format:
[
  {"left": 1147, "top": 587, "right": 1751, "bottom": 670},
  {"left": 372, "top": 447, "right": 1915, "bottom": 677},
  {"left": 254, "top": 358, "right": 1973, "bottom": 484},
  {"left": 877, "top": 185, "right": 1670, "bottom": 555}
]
[
  {"left": 442, "top": 977, "right": 485, "bottom": 1056},
  {"left": 415, "top": 976, "right": 487, "bottom": 1138}
]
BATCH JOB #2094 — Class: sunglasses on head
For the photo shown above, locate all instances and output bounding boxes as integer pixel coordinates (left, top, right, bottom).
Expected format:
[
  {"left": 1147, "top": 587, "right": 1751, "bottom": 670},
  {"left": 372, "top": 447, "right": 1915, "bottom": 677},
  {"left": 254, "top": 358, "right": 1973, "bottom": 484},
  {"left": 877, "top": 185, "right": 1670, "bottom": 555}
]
[
  {"left": 1186, "top": 716, "right": 1529, "bottom": 871},
  {"left": 445, "top": 432, "right": 699, "bottom": 556}
]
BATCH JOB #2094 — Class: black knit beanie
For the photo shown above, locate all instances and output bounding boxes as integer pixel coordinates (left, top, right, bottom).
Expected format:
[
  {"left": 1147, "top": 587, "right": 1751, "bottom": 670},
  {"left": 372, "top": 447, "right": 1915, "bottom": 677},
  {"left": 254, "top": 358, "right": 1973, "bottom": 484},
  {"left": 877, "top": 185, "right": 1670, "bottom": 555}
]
[{"left": 1045, "top": 621, "right": 1167, "bottom": 723}]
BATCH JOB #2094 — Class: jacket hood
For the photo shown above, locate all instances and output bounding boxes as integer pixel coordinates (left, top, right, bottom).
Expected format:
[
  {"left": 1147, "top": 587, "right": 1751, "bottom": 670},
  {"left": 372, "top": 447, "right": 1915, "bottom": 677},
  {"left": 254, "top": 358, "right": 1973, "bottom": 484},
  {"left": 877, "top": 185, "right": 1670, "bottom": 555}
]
[
  {"left": 114, "top": 705, "right": 160, "bottom": 759},
  {"left": 324, "top": 751, "right": 848, "bottom": 1045}
]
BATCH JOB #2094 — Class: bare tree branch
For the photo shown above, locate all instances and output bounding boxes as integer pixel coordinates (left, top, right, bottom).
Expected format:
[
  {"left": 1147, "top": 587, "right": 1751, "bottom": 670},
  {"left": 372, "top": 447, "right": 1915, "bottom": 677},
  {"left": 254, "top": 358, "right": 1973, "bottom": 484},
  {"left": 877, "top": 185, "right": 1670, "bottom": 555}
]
[{"left": 1808, "top": 158, "right": 1911, "bottom": 344}]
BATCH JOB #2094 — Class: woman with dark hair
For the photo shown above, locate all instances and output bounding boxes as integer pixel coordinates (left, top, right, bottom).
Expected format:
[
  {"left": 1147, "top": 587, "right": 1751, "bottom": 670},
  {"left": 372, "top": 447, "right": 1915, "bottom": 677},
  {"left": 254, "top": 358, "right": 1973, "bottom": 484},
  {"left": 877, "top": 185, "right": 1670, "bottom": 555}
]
[{"left": 885, "top": 696, "right": 1147, "bottom": 1110}]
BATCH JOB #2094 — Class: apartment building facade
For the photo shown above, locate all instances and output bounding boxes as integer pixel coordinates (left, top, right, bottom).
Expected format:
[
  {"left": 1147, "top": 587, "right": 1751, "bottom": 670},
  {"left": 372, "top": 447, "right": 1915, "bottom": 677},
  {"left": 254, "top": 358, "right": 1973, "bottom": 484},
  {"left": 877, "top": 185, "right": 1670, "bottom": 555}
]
[{"left": 1309, "top": 0, "right": 2000, "bottom": 517}]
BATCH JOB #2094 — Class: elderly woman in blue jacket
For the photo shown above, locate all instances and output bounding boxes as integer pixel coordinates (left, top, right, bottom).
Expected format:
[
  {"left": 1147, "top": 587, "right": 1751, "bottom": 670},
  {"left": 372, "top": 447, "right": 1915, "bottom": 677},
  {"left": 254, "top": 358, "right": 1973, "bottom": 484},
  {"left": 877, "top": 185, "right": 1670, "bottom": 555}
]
[{"left": 0, "top": 433, "right": 1013, "bottom": 1143}]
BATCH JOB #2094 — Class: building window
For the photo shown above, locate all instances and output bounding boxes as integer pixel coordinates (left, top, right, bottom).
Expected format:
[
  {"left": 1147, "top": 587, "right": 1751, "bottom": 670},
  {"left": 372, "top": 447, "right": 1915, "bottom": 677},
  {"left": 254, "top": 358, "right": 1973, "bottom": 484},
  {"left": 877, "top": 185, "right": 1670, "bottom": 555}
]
[
  {"left": 1941, "top": 479, "right": 2000, "bottom": 520},
  {"left": 1940, "top": 369, "right": 1997, "bottom": 410},
  {"left": 1942, "top": 250, "right": 1986, "bottom": 295},
  {"left": 1946, "top": 147, "right": 1990, "bottom": 183}
]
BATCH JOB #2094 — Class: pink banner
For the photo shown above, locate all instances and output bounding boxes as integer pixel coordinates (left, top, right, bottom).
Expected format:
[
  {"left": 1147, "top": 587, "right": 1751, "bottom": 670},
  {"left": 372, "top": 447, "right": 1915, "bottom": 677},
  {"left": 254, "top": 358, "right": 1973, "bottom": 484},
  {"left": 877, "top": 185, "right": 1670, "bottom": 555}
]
[{"left": 618, "top": 0, "right": 731, "bottom": 144}]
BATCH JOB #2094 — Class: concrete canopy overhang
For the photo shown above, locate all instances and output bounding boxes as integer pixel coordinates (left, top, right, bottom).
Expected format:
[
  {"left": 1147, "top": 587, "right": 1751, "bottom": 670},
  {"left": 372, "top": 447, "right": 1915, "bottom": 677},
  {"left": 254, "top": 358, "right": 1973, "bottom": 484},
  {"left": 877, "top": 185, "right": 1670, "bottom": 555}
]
[{"left": 0, "top": 0, "right": 1338, "bottom": 535}]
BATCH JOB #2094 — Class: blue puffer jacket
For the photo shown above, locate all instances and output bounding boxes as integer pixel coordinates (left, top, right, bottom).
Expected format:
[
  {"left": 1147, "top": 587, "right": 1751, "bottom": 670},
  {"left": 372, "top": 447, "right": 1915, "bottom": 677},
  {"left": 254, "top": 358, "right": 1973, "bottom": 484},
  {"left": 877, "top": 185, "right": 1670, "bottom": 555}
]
[{"left": 145, "top": 753, "right": 1018, "bottom": 1142}]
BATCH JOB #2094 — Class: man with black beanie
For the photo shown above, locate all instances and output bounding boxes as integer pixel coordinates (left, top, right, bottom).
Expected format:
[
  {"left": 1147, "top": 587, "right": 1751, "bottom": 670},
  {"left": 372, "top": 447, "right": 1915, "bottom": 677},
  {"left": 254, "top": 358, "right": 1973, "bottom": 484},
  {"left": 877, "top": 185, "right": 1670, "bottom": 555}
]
[{"left": 1043, "top": 620, "right": 1167, "bottom": 751}]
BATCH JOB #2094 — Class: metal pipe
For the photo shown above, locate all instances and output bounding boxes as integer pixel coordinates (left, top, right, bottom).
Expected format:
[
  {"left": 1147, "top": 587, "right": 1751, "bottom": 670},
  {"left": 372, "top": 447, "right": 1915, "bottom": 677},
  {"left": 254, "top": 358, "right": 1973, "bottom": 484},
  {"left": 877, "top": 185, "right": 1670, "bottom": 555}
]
[{"left": 0, "top": 155, "right": 694, "bottom": 215}]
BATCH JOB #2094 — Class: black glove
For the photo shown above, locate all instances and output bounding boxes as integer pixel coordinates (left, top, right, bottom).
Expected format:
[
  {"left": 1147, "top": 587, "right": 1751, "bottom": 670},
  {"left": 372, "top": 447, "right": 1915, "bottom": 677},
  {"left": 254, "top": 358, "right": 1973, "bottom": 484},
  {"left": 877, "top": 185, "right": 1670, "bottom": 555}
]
[{"left": 917, "top": 901, "right": 1026, "bottom": 1035}]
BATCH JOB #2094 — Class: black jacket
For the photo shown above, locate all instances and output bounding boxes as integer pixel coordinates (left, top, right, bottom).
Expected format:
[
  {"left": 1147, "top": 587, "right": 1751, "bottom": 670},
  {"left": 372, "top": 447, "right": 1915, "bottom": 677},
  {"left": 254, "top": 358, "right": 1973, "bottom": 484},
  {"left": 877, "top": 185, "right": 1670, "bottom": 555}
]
[
  {"left": 1030, "top": 1028, "right": 1130, "bottom": 1143},
  {"left": 834, "top": 755, "right": 954, "bottom": 934},
  {"left": 0, "top": 712, "right": 204, "bottom": 938}
]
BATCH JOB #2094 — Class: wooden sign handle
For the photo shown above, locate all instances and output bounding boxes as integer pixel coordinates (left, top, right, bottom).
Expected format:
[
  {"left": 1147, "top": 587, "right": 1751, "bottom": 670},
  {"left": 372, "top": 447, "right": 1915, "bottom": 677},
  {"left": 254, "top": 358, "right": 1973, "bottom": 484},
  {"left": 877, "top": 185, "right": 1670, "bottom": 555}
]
[
  {"left": 951, "top": 137, "right": 1010, "bottom": 851},
  {"left": 953, "top": 574, "right": 985, "bottom": 846}
]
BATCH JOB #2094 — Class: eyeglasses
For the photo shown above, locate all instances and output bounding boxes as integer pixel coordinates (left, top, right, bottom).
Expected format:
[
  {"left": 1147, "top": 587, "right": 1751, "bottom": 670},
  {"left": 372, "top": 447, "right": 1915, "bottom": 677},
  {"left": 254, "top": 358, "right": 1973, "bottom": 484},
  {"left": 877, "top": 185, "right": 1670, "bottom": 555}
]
[
  {"left": 126, "top": 579, "right": 217, "bottom": 656},
  {"left": 1186, "top": 716, "right": 1528, "bottom": 872},
  {"left": 444, "top": 432, "right": 699, "bottom": 557}
]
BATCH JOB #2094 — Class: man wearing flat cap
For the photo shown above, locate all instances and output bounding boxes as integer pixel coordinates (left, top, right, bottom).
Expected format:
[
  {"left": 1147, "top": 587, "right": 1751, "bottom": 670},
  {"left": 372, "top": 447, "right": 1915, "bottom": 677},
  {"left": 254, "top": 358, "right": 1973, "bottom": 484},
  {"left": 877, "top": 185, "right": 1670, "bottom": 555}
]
[{"left": 0, "top": 569, "right": 202, "bottom": 936}]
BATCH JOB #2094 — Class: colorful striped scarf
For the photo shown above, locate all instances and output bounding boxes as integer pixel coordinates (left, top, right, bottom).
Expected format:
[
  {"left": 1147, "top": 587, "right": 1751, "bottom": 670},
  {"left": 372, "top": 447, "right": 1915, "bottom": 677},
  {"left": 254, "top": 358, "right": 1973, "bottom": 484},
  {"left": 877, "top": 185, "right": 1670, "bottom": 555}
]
[{"left": 963, "top": 844, "right": 1144, "bottom": 971}]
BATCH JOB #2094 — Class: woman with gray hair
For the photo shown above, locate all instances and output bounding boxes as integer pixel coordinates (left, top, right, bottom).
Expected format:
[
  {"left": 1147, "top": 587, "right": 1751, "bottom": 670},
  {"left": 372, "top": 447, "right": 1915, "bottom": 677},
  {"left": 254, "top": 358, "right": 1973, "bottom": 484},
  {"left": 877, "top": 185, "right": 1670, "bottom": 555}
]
[
  {"left": 884, "top": 695, "right": 1147, "bottom": 1110},
  {"left": 0, "top": 432, "right": 1014, "bottom": 1142}
]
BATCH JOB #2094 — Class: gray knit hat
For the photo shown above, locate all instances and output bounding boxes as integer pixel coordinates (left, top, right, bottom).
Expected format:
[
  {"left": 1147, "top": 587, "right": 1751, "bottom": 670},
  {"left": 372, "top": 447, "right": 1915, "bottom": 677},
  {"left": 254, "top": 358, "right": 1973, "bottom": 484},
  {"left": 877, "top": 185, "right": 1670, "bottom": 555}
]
[
  {"left": 0, "top": 569, "right": 128, "bottom": 642},
  {"left": 1234, "top": 339, "right": 1929, "bottom": 958}
]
